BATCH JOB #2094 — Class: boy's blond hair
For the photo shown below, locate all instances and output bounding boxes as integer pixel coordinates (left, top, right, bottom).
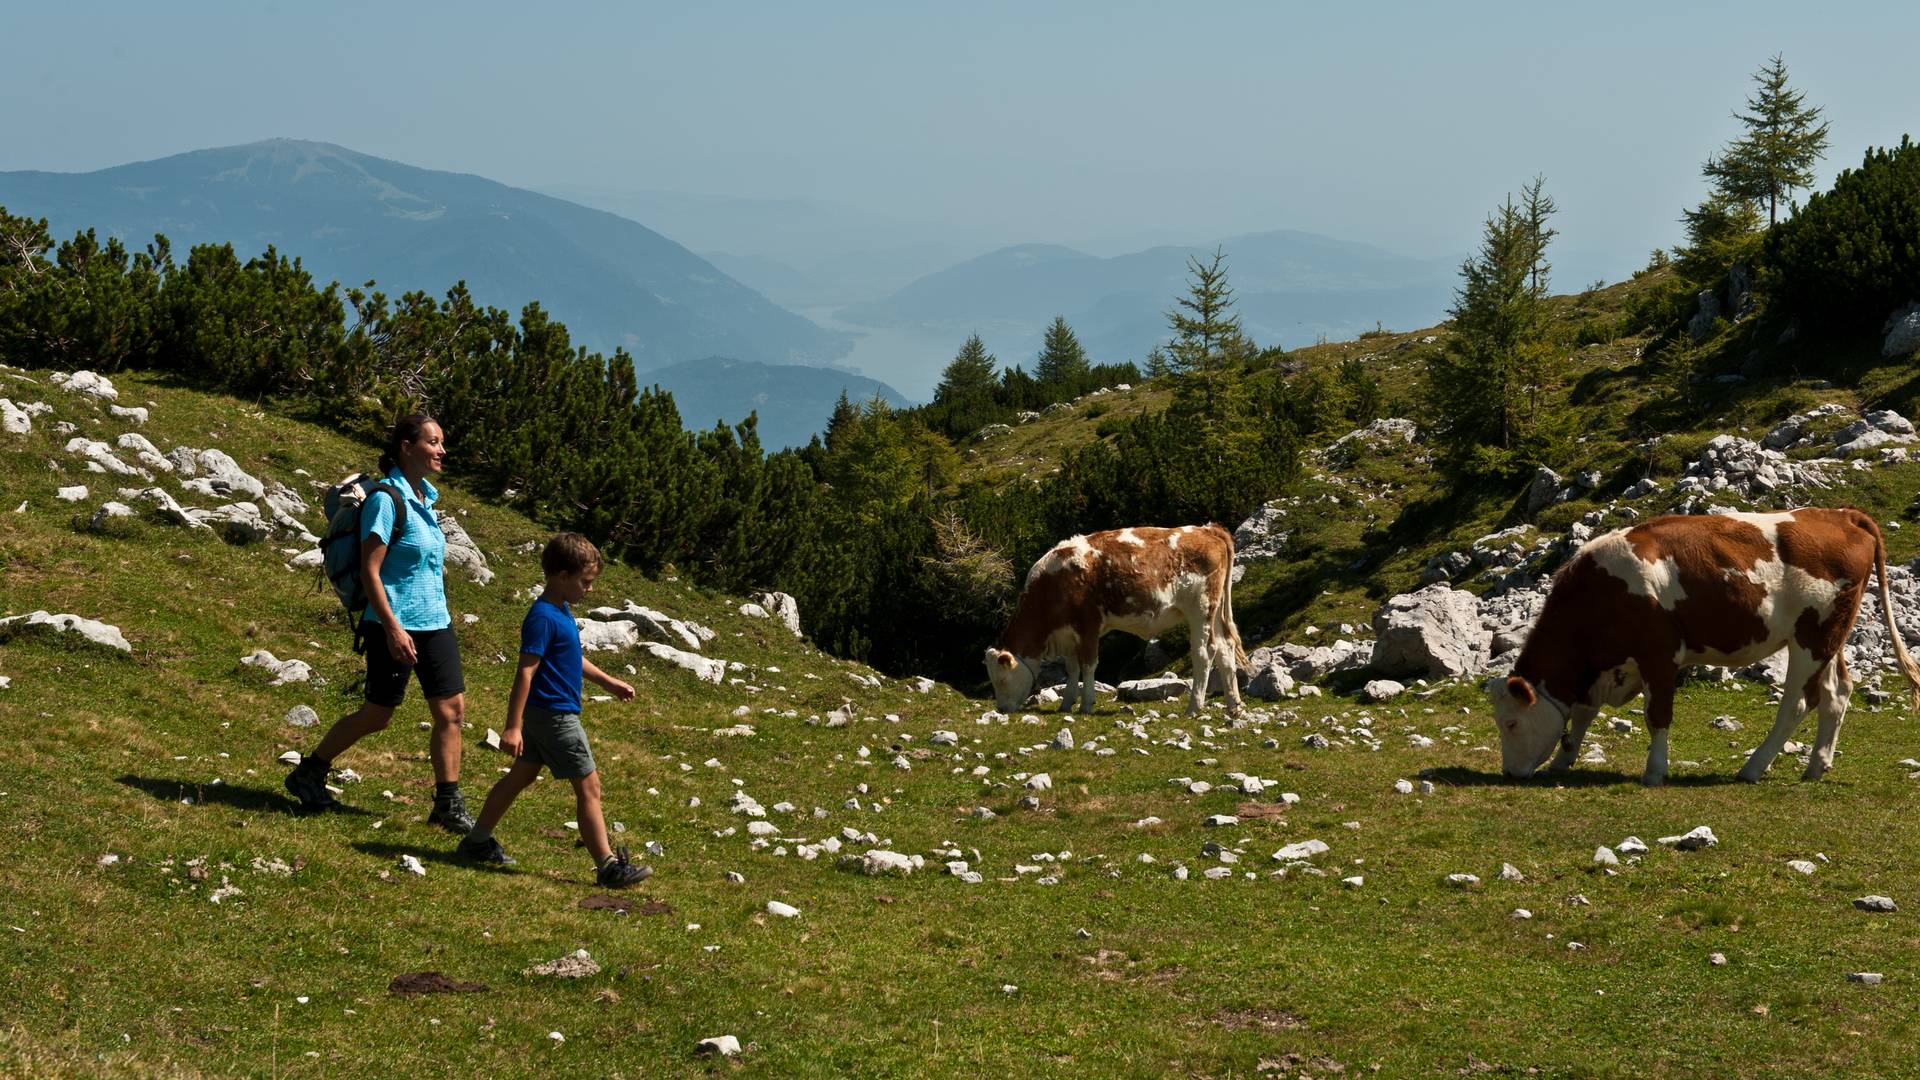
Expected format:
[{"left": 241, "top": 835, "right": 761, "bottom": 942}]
[{"left": 541, "top": 532, "right": 603, "bottom": 576}]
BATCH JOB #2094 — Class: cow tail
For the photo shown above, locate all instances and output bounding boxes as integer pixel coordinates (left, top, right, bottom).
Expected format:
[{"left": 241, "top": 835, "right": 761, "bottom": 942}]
[
  {"left": 1871, "top": 515, "right": 1920, "bottom": 711},
  {"left": 1219, "top": 531, "right": 1249, "bottom": 668}
]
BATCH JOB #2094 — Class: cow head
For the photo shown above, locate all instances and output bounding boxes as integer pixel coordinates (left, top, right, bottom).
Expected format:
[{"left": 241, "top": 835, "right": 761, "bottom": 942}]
[
  {"left": 1486, "top": 673, "right": 1565, "bottom": 779},
  {"left": 983, "top": 647, "right": 1036, "bottom": 712}
]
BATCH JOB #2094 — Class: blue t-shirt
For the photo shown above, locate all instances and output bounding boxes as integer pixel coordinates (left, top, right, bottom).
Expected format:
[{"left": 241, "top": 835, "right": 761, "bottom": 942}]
[
  {"left": 520, "top": 597, "right": 583, "bottom": 715},
  {"left": 359, "top": 468, "right": 450, "bottom": 632}
]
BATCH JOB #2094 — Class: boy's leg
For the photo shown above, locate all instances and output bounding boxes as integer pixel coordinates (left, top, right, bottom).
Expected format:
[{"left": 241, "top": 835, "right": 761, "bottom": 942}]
[
  {"left": 573, "top": 770, "right": 612, "bottom": 864},
  {"left": 472, "top": 757, "right": 542, "bottom": 837}
]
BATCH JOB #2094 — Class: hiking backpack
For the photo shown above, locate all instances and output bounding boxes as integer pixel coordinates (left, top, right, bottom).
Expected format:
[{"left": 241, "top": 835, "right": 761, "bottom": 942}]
[{"left": 320, "top": 473, "right": 410, "bottom": 654}]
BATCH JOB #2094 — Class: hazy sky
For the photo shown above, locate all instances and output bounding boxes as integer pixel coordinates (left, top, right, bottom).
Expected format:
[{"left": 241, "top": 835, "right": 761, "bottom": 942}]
[{"left": 4, "top": 1, "right": 1916, "bottom": 277}]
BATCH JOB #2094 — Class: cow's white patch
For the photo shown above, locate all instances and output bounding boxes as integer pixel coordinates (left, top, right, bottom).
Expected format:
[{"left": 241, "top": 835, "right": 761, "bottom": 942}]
[
  {"left": 1115, "top": 529, "right": 1144, "bottom": 547},
  {"left": 1589, "top": 533, "right": 1689, "bottom": 610},
  {"left": 1167, "top": 531, "right": 1181, "bottom": 550},
  {"left": 1591, "top": 659, "right": 1644, "bottom": 707},
  {"left": 1030, "top": 534, "right": 1095, "bottom": 583}
]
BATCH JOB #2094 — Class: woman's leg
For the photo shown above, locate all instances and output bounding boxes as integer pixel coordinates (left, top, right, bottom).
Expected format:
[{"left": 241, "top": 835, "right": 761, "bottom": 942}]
[
  {"left": 309, "top": 701, "right": 399, "bottom": 763},
  {"left": 425, "top": 692, "right": 466, "bottom": 785}
]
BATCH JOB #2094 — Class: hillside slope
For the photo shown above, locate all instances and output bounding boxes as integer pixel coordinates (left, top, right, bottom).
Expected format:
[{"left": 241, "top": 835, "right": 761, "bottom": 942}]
[
  {"left": 0, "top": 139, "right": 852, "bottom": 370},
  {"left": 7, "top": 357, "right": 1920, "bottom": 1076}
]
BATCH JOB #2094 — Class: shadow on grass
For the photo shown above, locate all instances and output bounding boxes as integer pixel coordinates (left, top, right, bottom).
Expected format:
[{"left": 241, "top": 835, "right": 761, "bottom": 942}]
[
  {"left": 1426, "top": 765, "right": 1743, "bottom": 789},
  {"left": 116, "top": 774, "right": 374, "bottom": 815},
  {"left": 352, "top": 840, "right": 492, "bottom": 871}
]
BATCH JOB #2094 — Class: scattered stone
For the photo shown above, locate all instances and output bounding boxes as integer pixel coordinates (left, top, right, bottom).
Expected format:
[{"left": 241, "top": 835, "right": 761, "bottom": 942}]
[
  {"left": 1392, "top": 779, "right": 1414, "bottom": 795},
  {"left": 1342, "top": 875, "right": 1365, "bottom": 888},
  {"left": 1854, "top": 895, "right": 1897, "bottom": 913},
  {"left": 1657, "top": 826, "right": 1718, "bottom": 851},
  {"left": 756, "top": 591, "right": 803, "bottom": 636},
  {"left": 1302, "top": 733, "right": 1331, "bottom": 750},
  {"left": 398, "top": 855, "right": 426, "bottom": 877},
  {"left": 696, "top": 1035, "right": 742, "bottom": 1058},
  {"left": 1371, "top": 584, "right": 1493, "bottom": 679},
  {"left": 1025, "top": 773, "right": 1053, "bottom": 792},
  {"left": 1786, "top": 859, "right": 1818, "bottom": 875},
  {"left": 284, "top": 705, "right": 319, "bottom": 728},
  {"left": 1500, "top": 863, "right": 1525, "bottom": 882},
  {"left": 240, "top": 649, "right": 312, "bottom": 686},
  {"left": 0, "top": 610, "right": 132, "bottom": 652},
  {"left": 1710, "top": 953, "right": 1728, "bottom": 966},
  {"left": 1511, "top": 909, "right": 1533, "bottom": 920},
  {"left": 525, "top": 950, "right": 601, "bottom": 978},
  {"left": 766, "top": 900, "right": 801, "bottom": 918},
  {"left": 639, "top": 642, "right": 726, "bottom": 683},
  {"left": 56, "top": 485, "right": 89, "bottom": 502},
  {"left": 1052, "top": 728, "right": 1075, "bottom": 750},
  {"left": 1709, "top": 716, "right": 1742, "bottom": 731},
  {"left": 1446, "top": 873, "right": 1480, "bottom": 888},
  {"left": 1271, "top": 839, "right": 1328, "bottom": 862},
  {"left": 1203, "top": 814, "right": 1239, "bottom": 828},
  {"left": 1617, "top": 836, "right": 1649, "bottom": 856},
  {"left": 1117, "top": 676, "right": 1188, "bottom": 703},
  {"left": 51, "top": 369, "right": 119, "bottom": 401},
  {"left": 1594, "top": 846, "right": 1620, "bottom": 867},
  {"left": 1362, "top": 679, "right": 1405, "bottom": 703},
  {"left": 1849, "top": 972, "right": 1886, "bottom": 986}
]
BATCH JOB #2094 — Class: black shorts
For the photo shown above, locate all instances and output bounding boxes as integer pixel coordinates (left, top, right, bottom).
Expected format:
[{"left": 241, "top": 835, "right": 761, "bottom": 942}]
[{"left": 364, "top": 625, "right": 466, "bottom": 707}]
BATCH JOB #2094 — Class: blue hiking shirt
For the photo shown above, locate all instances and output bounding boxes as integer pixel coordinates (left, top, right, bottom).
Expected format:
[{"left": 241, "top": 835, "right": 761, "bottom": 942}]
[
  {"left": 358, "top": 467, "right": 451, "bottom": 632},
  {"left": 520, "top": 597, "right": 583, "bottom": 715}
]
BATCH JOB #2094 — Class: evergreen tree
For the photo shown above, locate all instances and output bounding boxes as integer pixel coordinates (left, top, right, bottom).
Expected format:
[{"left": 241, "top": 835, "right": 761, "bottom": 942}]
[
  {"left": 1702, "top": 54, "right": 1831, "bottom": 227},
  {"left": 1426, "top": 191, "right": 1559, "bottom": 479},
  {"left": 1675, "top": 187, "right": 1763, "bottom": 282},
  {"left": 1519, "top": 175, "right": 1558, "bottom": 294},
  {"left": 1033, "top": 315, "right": 1090, "bottom": 396},
  {"left": 928, "top": 333, "right": 1001, "bottom": 438},
  {"left": 1165, "top": 247, "right": 1244, "bottom": 419},
  {"left": 1142, "top": 345, "right": 1172, "bottom": 381}
]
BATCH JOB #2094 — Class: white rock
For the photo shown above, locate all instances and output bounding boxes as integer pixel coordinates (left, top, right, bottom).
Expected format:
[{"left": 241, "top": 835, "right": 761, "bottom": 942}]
[
  {"left": 1594, "top": 846, "right": 1620, "bottom": 867},
  {"left": 1362, "top": 679, "right": 1406, "bottom": 703},
  {"left": 398, "top": 855, "right": 426, "bottom": 877},
  {"left": 1025, "top": 773, "right": 1053, "bottom": 791},
  {"left": 56, "top": 485, "right": 89, "bottom": 502},
  {"left": 1446, "top": 873, "right": 1480, "bottom": 887},
  {"left": 1203, "top": 814, "right": 1239, "bottom": 828},
  {"left": 1786, "top": 859, "right": 1818, "bottom": 875},
  {"left": 696, "top": 1035, "right": 742, "bottom": 1057},
  {"left": 640, "top": 641, "right": 727, "bottom": 683},
  {"left": 240, "top": 649, "right": 312, "bottom": 686},
  {"left": 766, "top": 900, "right": 801, "bottom": 918},
  {"left": 284, "top": 705, "right": 319, "bottom": 728},
  {"left": 1656, "top": 826, "right": 1718, "bottom": 851},
  {"left": 0, "top": 610, "right": 131, "bottom": 652},
  {"left": 1500, "top": 862, "right": 1525, "bottom": 881},
  {"left": 278, "top": 750, "right": 302, "bottom": 766},
  {"left": 1511, "top": 909, "right": 1533, "bottom": 920},
  {"left": 755, "top": 591, "right": 803, "bottom": 636},
  {"left": 1849, "top": 972, "right": 1886, "bottom": 985},
  {"left": 1272, "top": 839, "right": 1328, "bottom": 862},
  {"left": 1052, "top": 728, "right": 1075, "bottom": 750},
  {"left": 1854, "top": 895, "right": 1897, "bottom": 912},
  {"left": 1393, "top": 779, "right": 1414, "bottom": 795},
  {"left": 1617, "top": 836, "right": 1649, "bottom": 855},
  {"left": 51, "top": 370, "right": 118, "bottom": 401}
]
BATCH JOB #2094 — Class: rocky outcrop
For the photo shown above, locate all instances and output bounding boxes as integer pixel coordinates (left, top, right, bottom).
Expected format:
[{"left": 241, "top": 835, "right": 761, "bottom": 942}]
[
  {"left": 50, "top": 370, "right": 118, "bottom": 401},
  {"left": 1370, "top": 584, "right": 1492, "bottom": 679},
  {"left": 0, "top": 610, "right": 132, "bottom": 652},
  {"left": 1884, "top": 301, "right": 1920, "bottom": 359},
  {"left": 437, "top": 512, "right": 493, "bottom": 585}
]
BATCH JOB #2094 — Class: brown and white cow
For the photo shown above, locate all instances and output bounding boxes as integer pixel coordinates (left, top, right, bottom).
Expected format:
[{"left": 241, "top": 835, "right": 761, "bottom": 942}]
[
  {"left": 985, "top": 524, "right": 1248, "bottom": 716},
  {"left": 1491, "top": 508, "right": 1920, "bottom": 786}
]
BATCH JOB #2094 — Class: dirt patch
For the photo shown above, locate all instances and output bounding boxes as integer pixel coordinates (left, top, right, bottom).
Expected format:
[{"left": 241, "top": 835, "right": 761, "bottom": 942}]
[
  {"left": 638, "top": 899, "right": 674, "bottom": 916},
  {"left": 523, "top": 951, "right": 600, "bottom": 978},
  {"left": 578, "top": 893, "right": 633, "bottom": 912},
  {"left": 1259, "top": 1053, "right": 1345, "bottom": 1075},
  {"left": 388, "top": 972, "right": 488, "bottom": 996},
  {"left": 1212, "top": 1007, "right": 1307, "bottom": 1032},
  {"left": 1235, "top": 802, "right": 1290, "bottom": 820}
]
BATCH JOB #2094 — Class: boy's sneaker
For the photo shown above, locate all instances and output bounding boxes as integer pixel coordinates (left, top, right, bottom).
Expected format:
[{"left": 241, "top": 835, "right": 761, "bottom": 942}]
[
  {"left": 284, "top": 759, "right": 338, "bottom": 811},
  {"left": 428, "top": 790, "right": 476, "bottom": 834},
  {"left": 595, "top": 845, "right": 653, "bottom": 888},
  {"left": 456, "top": 835, "right": 516, "bottom": 866}
]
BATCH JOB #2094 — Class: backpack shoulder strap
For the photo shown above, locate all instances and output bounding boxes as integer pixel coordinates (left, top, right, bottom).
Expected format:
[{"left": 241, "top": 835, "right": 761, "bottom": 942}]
[{"left": 367, "top": 481, "right": 410, "bottom": 546}]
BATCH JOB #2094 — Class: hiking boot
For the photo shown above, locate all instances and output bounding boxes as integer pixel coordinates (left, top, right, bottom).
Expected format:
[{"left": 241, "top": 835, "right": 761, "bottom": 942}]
[
  {"left": 284, "top": 758, "right": 338, "bottom": 811},
  {"left": 428, "top": 789, "right": 476, "bottom": 834},
  {"left": 595, "top": 845, "right": 653, "bottom": 888},
  {"left": 456, "top": 834, "right": 516, "bottom": 867}
]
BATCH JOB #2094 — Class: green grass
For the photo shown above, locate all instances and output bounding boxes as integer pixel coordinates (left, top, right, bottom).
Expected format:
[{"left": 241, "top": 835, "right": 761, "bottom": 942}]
[{"left": 7, "top": 365, "right": 1920, "bottom": 1077}]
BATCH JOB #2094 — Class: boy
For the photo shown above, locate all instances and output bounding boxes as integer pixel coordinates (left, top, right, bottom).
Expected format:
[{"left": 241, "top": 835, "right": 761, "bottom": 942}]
[{"left": 456, "top": 533, "right": 651, "bottom": 886}]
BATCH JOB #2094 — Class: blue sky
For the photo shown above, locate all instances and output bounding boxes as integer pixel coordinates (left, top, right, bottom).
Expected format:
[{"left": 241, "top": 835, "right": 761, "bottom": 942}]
[{"left": 3, "top": 1, "right": 1915, "bottom": 278}]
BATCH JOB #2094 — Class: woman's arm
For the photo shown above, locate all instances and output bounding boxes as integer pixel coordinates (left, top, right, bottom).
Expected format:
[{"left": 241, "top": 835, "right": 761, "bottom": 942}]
[{"left": 361, "top": 532, "right": 415, "bottom": 664}]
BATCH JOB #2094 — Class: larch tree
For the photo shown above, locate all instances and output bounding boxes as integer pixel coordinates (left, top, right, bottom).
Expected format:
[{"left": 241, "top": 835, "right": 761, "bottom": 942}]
[{"left": 1702, "top": 54, "right": 1831, "bottom": 227}]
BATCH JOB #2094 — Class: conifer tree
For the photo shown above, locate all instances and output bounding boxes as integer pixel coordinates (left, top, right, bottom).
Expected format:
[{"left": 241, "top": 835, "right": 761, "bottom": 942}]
[
  {"left": 929, "top": 333, "right": 1001, "bottom": 438},
  {"left": 1703, "top": 54, "right": 1830, "bottom": 226},
  {"left": 1033, "top": 315, "right": 1090, "bottom": 394},
  {"left": 1165, "top": 247, "right": 1244, "bottom": 418},
  {"left": 1519, "top": 175, "right": 1558, "bottom": 294}
]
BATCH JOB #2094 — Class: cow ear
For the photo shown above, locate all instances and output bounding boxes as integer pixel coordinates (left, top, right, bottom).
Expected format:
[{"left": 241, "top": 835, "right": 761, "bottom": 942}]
[
  {"left": 1505, "top": 675, "right": 1536, "bottom": 707},
  {"left": 994, "top": 649, "right": 1018, "bottom": 670}
]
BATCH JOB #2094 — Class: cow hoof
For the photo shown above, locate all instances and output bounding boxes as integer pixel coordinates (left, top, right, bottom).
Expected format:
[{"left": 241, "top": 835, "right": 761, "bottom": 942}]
[
  {"left": 1546, "top": 757, "right": 1574, "bottom": 774},
  {"left": 1640, "top": 772, "right": 1667, "bottom": 788},
  {"left": 1735, "top": 769, "right": 1765, "bottom": 784},
  {"left": 1801, "top": 764, "right": 1830, "bottom": 782}
]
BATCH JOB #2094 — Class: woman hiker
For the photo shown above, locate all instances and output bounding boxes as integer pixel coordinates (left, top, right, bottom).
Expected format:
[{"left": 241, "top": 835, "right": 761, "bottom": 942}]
[{"left": 285, "top": 414, "right": 475, "bottom": 833}]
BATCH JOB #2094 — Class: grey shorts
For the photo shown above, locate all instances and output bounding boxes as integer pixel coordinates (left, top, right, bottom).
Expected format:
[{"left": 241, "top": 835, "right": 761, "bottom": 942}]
[{"left": 519, "top": 705, "right": 597, "bottom": 780}]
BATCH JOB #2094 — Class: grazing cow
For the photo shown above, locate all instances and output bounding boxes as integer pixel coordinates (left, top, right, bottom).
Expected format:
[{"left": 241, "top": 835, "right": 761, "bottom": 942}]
[
  {"left": 984, "top": 524, "right": 1248, "bottom": 716},
  {"left": 1491, "top": 508, "right": 1920, "bottom": 786}
]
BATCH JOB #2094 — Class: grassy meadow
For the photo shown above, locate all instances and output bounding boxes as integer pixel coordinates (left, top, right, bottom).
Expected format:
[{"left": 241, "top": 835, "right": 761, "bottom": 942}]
[{"left": 4, "top": 365, "right": 1920, "bottom": 1078}]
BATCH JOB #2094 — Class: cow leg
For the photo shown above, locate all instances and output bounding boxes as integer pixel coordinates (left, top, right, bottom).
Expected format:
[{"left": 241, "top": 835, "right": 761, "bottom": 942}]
[
  {"left": 1803, "top": 655, "right": 1852, "bottom": 781},
  {"left": 1059, "top": 655, "right": 1082, "bottom": 713},
  {"left": 1214, "top": 638, "right": 1244, "bottom": 717},
  {"left": 1080, "top": 655, "right": 1099, "bottom": 714},
  {"left": 1187, "top": 625, "right": 1213, "bottom": 716},
  {"left": 1642, "top": 676, "right": 1678, "bottom": 787},
  {"left": 1738, "top": 648, "right": 1820, "bottom": 782},
  {"left": 1547, "top": 704, "right": 1598, "bottom": 773}
]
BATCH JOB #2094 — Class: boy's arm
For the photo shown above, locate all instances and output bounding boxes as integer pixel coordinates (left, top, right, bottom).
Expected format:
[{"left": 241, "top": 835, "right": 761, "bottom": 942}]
[
  {"left": 582, "top": 657, "right": 635, "bottom": 702},
  {"left": 502, "top": 655, "right": 540, "bottom": 757}
]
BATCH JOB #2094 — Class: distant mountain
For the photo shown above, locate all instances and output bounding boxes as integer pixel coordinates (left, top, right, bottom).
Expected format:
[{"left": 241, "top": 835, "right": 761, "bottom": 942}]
[
  {"left": 0, "top": 139, "right": 851, "bottom": 371},
  {"left": 646, "top": 357, "right": 907, "bottom": 451},
  {"left": 535, "top": 183, "right": 967, "bottom": 308},
  {"left": 837, "top": 230, "right": 1462, "bottom": 361}
]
